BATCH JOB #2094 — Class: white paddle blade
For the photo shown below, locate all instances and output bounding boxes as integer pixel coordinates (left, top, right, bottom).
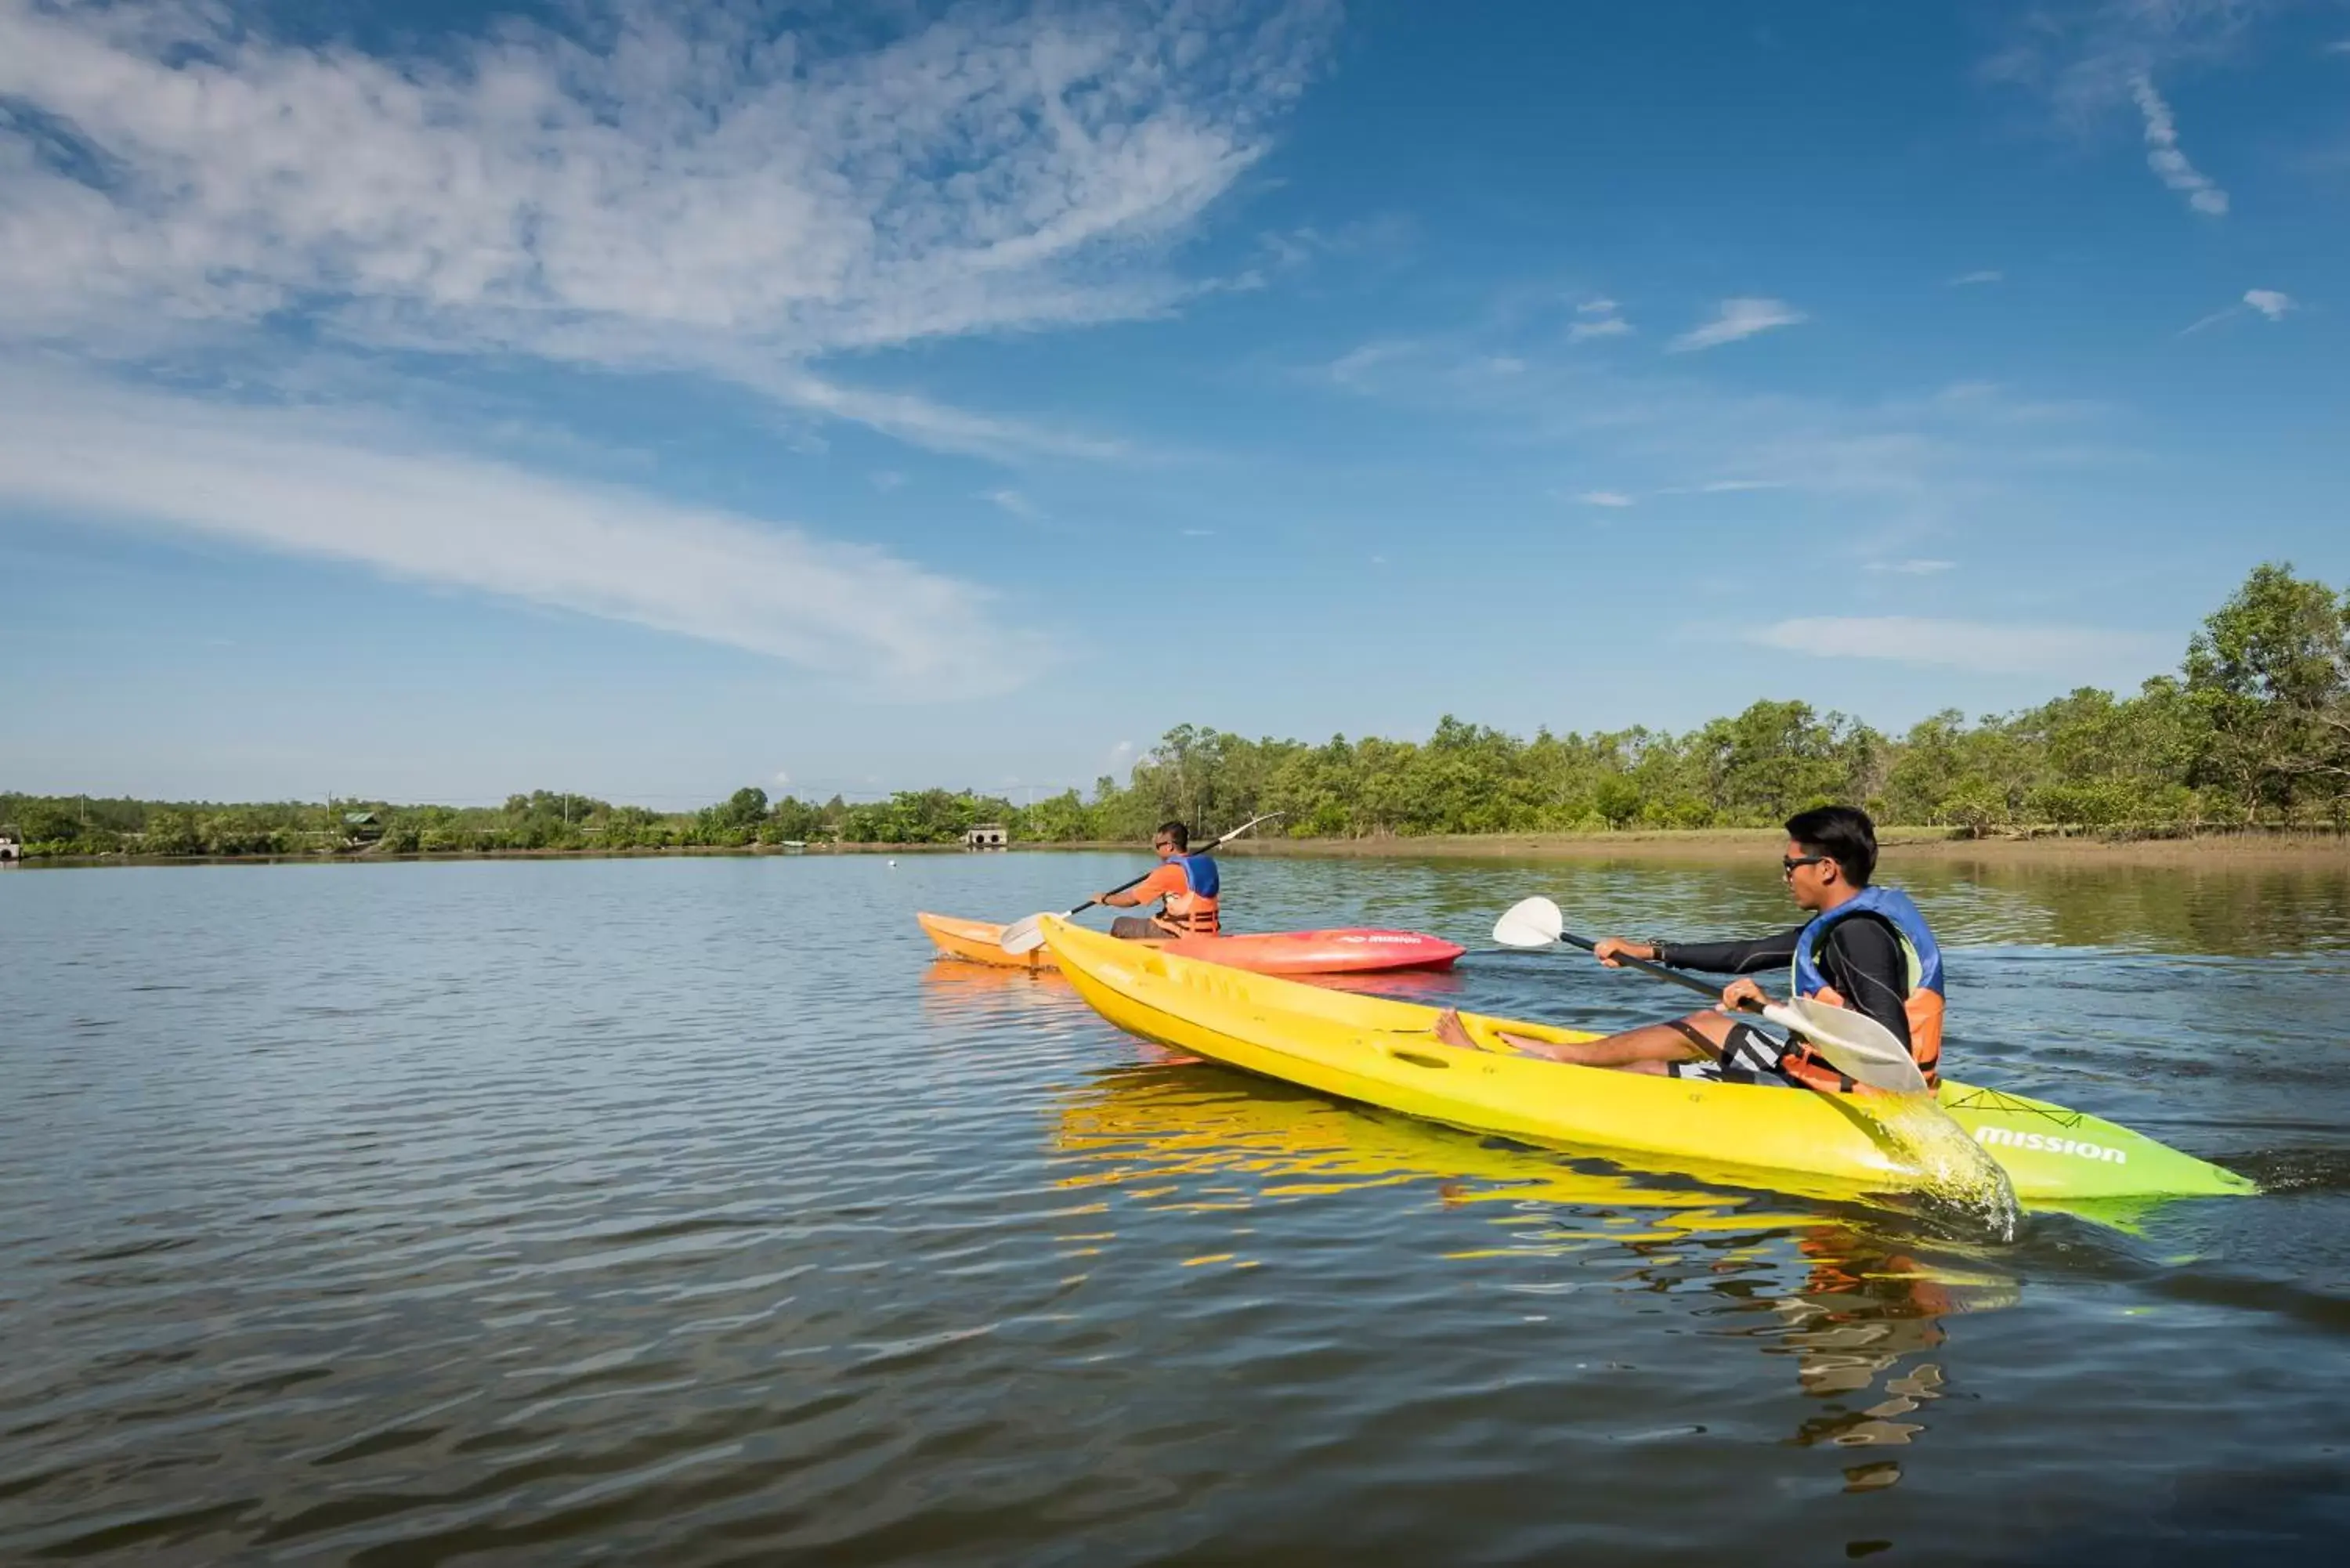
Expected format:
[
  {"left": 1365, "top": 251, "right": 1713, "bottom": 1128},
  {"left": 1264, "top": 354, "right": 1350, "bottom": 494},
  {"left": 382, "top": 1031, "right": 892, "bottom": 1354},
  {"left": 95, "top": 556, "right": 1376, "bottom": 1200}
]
[
  {"left": 998, "top": 914, "right": 1050, "bottom": 955},
  {"left": 1761, "top": 998, "right": 1929, "bottom": 1097},
  {"left": 1491, "top": 896, "right": 1567, "bottom": 949}
]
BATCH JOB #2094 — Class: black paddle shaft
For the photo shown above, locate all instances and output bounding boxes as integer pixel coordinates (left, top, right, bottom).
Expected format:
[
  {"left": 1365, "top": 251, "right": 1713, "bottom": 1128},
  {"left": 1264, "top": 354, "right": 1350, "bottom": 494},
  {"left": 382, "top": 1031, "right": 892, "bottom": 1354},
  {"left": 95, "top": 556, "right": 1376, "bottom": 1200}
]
[
  {"left": 1058, "top": 813, "right": 1284, "bottom": 918},
  {"left": 1558, "top": 930, "right": 1768, "bottom": 1013}
]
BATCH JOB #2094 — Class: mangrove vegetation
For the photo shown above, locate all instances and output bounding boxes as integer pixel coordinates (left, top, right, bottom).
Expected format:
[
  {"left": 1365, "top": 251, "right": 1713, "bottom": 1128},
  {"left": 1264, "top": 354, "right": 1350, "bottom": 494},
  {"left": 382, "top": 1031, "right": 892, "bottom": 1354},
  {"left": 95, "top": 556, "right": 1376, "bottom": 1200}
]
[{"left": 6, "top": 564, "right": 2348, "bottom": 858}]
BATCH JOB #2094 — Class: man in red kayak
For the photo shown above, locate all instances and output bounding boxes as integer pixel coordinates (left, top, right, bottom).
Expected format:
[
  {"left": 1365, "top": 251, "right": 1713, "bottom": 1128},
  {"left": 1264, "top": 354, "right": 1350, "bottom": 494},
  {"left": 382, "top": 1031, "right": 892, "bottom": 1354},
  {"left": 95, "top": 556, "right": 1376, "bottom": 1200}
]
[
  {"left": 1434, "top": 806, "right": 1944, "bottom": 1090},
  {"left": 1095, "top": 821, "right": 1223, "bottom": 940}
]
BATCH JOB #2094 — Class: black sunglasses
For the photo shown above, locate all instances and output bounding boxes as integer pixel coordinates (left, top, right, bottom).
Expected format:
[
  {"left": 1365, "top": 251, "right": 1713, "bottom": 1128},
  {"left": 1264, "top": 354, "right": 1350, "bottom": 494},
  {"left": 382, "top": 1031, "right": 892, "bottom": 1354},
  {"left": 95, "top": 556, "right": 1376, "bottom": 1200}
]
[{"left": 1781, "top": 854, "right": 1828, "bottom": 877}]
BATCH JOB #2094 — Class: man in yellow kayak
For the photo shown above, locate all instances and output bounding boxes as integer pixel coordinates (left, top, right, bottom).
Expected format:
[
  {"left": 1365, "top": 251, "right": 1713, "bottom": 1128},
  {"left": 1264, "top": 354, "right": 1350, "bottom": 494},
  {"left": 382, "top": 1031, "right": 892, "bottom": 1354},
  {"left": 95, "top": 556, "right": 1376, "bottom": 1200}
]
[
  {"left": 1434, "top": 806, "right": 1945, "bottom": 1089},
  {"left": 1094, "top": 821, "right": 1223, "bottom": 941}
]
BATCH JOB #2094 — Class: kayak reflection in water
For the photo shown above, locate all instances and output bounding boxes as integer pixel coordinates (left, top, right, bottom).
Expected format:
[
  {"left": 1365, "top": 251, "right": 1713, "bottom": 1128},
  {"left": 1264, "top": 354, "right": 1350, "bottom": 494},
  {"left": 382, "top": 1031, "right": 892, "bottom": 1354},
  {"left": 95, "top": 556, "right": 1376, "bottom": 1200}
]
[
  {"left": 1434, "top": 807, "right": 1947, "bottom": 1092},
  {"left": 1095, "top": 820, "right": 1224, "bottom": 941},
  {"left": 1755, "top": 1223, "right": 2015, "bottom": 1465}
]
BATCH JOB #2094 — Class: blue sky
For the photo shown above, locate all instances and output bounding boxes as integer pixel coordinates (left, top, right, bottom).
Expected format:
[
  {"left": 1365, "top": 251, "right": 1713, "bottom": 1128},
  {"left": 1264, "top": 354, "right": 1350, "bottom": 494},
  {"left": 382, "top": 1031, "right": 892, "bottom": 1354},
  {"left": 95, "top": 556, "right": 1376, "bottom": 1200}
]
[{"left": 2, "top": 0, "right": 2345, "bottom": 806}]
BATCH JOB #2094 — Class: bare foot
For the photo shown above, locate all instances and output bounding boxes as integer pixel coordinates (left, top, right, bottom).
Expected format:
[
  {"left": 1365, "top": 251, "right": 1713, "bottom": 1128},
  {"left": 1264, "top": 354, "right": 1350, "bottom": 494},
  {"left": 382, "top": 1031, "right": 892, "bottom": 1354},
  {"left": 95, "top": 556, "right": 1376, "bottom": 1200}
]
[
  {"left": 1491, "top": 1028, "right": 1573, "bottom": 1061},
  {"left": 1430, "top": 1008, "right": 1476, "bottom": 1050}
]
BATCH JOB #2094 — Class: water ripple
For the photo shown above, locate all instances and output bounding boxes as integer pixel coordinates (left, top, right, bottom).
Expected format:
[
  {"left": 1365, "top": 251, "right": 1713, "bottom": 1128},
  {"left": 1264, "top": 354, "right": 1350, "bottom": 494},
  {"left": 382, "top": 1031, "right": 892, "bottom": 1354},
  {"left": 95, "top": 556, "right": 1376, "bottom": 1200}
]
[{"left": 2, "top": 854, "right": 2345, "bottom": 1563}]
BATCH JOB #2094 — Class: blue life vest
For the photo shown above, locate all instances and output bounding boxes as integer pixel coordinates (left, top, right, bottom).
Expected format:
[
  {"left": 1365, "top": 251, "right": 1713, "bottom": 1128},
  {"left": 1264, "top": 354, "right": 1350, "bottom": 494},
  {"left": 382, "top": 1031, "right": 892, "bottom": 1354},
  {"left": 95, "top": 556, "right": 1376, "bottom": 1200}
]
[
  {"left": 1787, "top": 885, "right": 1947, "bottom": 1089},
  {"left": 1791, "top": 885, "right": 1943, "bottom": 998},
  {"left": 1170, "top": 853, "right": 1219, "bottom": 898}
]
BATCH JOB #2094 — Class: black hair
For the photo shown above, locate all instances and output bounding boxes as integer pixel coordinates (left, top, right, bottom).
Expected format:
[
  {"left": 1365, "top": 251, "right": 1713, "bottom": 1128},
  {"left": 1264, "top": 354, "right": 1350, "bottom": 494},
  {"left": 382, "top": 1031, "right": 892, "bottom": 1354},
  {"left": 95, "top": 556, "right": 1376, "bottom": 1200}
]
[
  {"left": 1785, "top": 805, "right": 1876, "bottom": 886},
  {"left": 1155, "top": 820, "right": 1191, "bottom": 851}
]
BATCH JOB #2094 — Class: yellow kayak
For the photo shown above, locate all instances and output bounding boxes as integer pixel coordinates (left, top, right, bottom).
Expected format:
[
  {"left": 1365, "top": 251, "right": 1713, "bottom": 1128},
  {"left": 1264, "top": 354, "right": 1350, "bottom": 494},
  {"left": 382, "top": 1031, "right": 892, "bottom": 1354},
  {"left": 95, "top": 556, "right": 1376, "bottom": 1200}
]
[{"left": 1039, "top": 916, "right": 2256, "bottom": 1209}]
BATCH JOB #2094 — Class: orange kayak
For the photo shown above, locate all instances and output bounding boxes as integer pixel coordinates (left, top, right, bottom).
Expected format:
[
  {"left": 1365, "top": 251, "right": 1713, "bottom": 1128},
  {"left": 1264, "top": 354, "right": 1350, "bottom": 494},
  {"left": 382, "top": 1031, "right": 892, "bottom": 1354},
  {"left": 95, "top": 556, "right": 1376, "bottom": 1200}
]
[{"left": 916, "top": 912, "right": 1464, "bottom": 976}]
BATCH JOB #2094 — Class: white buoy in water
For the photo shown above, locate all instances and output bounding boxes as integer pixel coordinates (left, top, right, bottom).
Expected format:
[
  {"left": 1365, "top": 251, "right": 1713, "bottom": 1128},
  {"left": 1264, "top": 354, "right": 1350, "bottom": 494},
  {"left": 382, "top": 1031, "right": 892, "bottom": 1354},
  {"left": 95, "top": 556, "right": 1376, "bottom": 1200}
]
[{"left": 888, "top": 859, "right": 898, "bottom": 868}]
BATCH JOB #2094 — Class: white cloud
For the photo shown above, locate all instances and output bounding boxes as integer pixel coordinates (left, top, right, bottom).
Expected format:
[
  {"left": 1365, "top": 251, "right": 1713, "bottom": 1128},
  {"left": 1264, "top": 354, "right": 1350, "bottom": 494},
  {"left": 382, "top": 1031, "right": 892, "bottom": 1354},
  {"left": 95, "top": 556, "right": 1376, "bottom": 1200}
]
[
  {"left": 1949, "top": 270, "right": 2005, "bottom": 286},
  {"left": 1864, "top": 558, "right": 1958, "bottom": 576},
  {"left": 1574, "top": 490, "right": 1636, "bottom": 508},
  {"left": 1752, "top": 615, "right": 2163, "bottom": 676},
  {"left": 870, "top": 471, "right": 908, "bottom": 492},
  {"left": 1668, "top": 298, "right": 1806, "bottom": 352},
  {"left": 982, "top": 489, "right": 1042, "bottom": 519},
  {"left": 1568, "top": 297, "right": 1634, "bottom": 341},
  {"left": 1256, "top": 213, "right": 1416, "bottom": 269},
  {"left": 1180, "top": 527, "right": 1215, "bottom": 536},
  {"left": 775, "top": 770, "right": 793, "bottom": 786},
  {"left": 1684, "top": 479, "right": 1787, "bottom": 494},
  {"left": 2181, "top": 288, "right": 2294, "bottom": 335},
  {"left": 1325, "top": 340, "right": 1414, "bottom": 388},
  {"left": 0, "top": 0, "right": 1335, "bottom": 456},
  {"left": 2130, "top": 75, "right": 2229, "bottom": 216},
  {"left": 1568, "top": 316, "right": 1635, "bottom": 342},
  {"left": 0, "top": 368, "right": 1047, "bottom": 692}
]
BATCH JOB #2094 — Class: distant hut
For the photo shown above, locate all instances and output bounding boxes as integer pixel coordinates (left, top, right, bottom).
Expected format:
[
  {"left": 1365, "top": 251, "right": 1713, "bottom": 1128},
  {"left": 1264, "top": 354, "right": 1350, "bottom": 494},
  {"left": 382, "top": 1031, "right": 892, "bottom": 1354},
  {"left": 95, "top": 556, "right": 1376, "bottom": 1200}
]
[
  {"left": 963, "top": 823, "right": 1009, "bottom": 850},
  {"left": 342, "top": 811, "right": 385, "bottom": 844}
]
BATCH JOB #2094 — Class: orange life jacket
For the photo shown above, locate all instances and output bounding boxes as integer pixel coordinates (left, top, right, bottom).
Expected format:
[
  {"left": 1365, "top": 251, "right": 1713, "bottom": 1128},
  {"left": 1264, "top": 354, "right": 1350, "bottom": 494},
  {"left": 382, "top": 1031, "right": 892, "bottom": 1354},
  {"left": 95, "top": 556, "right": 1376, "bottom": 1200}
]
[{"left": 1152, "top": 853, "right": 1220, "bottom": 936}]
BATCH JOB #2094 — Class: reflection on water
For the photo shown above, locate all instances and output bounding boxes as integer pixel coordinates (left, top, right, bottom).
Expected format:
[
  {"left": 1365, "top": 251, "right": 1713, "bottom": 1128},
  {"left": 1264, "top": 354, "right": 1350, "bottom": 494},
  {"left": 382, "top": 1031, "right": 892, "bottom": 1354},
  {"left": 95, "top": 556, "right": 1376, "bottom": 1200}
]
[
  {"left": 1053, "top": 1062, "right": 2023, "bottom": 1473},
  {"left": 2, "top": 852, "right": 2345, "bottom": 1564}
]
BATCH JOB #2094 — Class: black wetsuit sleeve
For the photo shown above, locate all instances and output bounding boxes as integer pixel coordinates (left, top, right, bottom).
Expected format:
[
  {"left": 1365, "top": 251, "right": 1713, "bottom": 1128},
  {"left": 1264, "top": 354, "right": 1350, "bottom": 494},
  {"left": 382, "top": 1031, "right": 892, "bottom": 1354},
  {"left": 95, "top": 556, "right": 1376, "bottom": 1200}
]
[
  {"left": 1817, "top": 916, "right": 1913, "bottom": 1051},
  {"left": 1657, "top": 927, "right": 1806, "bottom": 975}
]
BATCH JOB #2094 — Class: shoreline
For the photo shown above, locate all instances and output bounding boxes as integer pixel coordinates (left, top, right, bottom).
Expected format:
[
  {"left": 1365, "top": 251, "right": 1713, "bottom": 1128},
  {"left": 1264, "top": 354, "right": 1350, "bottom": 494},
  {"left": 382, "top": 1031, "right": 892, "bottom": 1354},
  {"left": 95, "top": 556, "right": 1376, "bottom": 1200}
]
[
  {"left": 12, "top": 828, "right": 2350, "bottom": 870},
  {"left": 1218, "top": 829, "right": 2350, "bottom": 869}
]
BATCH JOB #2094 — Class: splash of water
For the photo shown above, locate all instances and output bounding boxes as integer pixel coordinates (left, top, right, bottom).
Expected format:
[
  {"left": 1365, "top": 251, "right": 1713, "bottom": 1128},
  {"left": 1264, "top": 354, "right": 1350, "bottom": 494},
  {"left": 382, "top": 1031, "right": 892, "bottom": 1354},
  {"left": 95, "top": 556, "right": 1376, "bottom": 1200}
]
[{"left": 1866, "top": 1093, "right": 2021, "bottom": 1245}]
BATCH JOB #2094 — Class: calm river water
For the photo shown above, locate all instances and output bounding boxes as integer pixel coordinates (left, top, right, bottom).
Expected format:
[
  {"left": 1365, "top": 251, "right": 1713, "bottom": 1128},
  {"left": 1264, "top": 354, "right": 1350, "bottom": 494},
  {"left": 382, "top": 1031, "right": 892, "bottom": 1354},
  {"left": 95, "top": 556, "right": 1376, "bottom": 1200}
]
[{"left": 4, "top": 851, "right": 2347, "bottom": 1565}]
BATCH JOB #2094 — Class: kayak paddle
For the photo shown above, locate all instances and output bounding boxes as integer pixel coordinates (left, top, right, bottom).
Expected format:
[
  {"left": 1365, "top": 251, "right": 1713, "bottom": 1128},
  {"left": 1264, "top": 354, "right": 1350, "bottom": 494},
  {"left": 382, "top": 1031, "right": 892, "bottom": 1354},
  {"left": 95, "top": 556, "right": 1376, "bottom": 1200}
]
[
  {"left": 1489, "top": 895, "right": 1929, "bottom": 1097},
  {"left": 999, "top": 811, "right": 1285, "bottom": 956}
]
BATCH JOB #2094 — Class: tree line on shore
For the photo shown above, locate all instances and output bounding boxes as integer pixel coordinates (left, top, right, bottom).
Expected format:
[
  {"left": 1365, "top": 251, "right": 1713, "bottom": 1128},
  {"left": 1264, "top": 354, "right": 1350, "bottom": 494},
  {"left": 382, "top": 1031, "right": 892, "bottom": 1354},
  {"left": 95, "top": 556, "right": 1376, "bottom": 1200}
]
[{"left": 6, "top": 564, "right": 2347, "bottom": 859}]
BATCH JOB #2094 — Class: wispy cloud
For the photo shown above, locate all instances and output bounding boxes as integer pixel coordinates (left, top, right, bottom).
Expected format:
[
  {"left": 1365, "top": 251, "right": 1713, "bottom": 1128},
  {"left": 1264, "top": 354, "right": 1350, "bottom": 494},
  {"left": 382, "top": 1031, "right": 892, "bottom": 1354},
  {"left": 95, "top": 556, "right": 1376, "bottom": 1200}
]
[
  {"left": 1325, "top": 339, "right": 1416, "bottom": 388},
  {"left": 1561, "top": 479, "right": 1787, "bottom": 504},
  {"left": 870, "top": 471, "right": 909, "bottom": 492},
  {"left": 1568, "top": 298, "right": 1634, "bottom": 341},
  {"left": 1668, "top": 298, "right": 1806, "bottom": 352},
  {"left": 1864, "top": 558, "right": 1957, "bottom": 576},
  {"left": 982, "top": 489, "right": 1043, "bottom": 519},
  {"left": 0, "top": 0, "right": 1336, "bottom": 457},
  {"left": 0, "top": 368, "right": 1047, "bottom": 692},
  {"left": 1307, "top": 305, "right": 2127, "bottom": 545},
  {"left": 2130, "top": 74, "right": 2229, "bottom": 215},
  {"left": 1257, "top": 213, "right": 1417, "bottom": 269},
  {"left": 1948, "top": 270, "right": 2005, "bottom": 286},
  {"left": 1752, "top": 616, "right": 2164, "bottom": 676},
  {"left": 2182, "top": 287, "right": 2297, "bottom": 334}
]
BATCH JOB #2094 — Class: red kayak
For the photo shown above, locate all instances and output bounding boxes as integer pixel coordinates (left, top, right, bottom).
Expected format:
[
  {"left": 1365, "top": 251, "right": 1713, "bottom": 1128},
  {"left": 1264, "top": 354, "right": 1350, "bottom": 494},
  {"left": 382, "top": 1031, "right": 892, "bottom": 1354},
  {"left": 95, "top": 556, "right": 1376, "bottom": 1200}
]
[{"left": 918, "top": 912, "right": 1464, "bottom": 975}]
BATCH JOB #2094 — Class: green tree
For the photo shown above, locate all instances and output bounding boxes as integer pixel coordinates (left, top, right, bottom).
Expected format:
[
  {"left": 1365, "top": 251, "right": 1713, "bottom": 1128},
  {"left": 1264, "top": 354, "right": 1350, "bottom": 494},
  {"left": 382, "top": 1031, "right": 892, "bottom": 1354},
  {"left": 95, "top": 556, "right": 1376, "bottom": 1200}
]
[{"left": 2186, "top": 563, "right": 2350, "bottom": 824}]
